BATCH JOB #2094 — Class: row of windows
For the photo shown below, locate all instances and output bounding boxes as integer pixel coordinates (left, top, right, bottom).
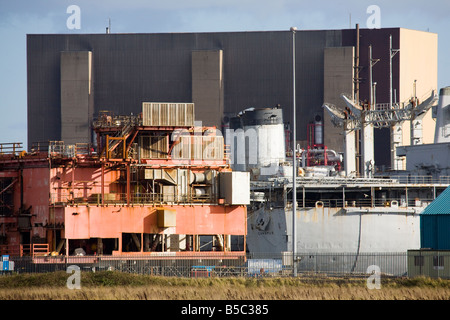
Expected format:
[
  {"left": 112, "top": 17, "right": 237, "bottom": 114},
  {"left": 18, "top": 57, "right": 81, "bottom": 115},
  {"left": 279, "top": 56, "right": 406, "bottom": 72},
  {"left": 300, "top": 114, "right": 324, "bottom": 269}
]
[{"left": 414, "top": 255, "right": 444, "bottom": 268}]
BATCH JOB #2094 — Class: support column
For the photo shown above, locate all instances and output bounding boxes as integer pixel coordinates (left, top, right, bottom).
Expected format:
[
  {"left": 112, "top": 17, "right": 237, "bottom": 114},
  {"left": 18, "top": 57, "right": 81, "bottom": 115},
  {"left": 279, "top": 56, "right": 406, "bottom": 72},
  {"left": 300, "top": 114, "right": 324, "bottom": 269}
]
[
  {"left": 60, "top": 51, "right": 94, "bottom": 145},
  {"left": 191, "top": 50, "right": 224, "bottom": 128},
  {"left": 126, "top": 163, "right": 131, "bottom": 206},
  {"left": 101, "top": 162, "right": 105, "bottom": 205},
  {"left": 344, "top": 127, "right": 356, "bottom": 176},
  {"left": 361, "top": 115, "right": 374, "bottom": 178},
  {"left": 391, "top": 123, "right": 403, "bottom": 170},
  {"left": 97, "top": 238, "right": 103, "bottom": 255}
]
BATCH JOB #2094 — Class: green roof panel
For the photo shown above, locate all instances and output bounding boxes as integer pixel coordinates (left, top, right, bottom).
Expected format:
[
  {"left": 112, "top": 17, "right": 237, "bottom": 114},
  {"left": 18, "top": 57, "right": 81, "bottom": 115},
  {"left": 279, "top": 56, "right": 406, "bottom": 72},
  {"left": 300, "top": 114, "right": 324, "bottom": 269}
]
[{"left": 421, "top": 186, "right": 450, "bottom": 215}]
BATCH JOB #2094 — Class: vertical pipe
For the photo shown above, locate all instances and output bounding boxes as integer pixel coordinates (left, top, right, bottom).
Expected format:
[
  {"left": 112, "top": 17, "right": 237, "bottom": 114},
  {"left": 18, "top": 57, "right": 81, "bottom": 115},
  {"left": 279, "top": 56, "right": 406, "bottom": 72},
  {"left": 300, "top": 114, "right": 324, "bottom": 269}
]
[
  {"left": 126, "top": 163, "right": 131, "bottom": 206},
  {"left": 374, "top": 83, "right": 377, "bottom": 106},
  {"left": 106, "top": 135, "right": 110, "bottom": 159},
  {"left": 343, "top": 186, "right": 346, "bottom": 207},
  {"left": 19, "top": 166, "right": 23, "bottom": 212},
  {"left": 406, "top": 187, "right": 408, "bottom": 208},
  {"left": 389, "top": 34, "right": 393, "bottom": 109},
  {"left": 97, "top": 238, "right": 103, "bottom": 255},
  {"left": 244, "top": 206, "right": 247, "bottom": 253},
  {"left": 290, "top": 27, "right": 297, "bottom": 277},
  {"left": 355, "top": 24, "right": 360, "bottom": 102},
  {"left": 302, "top": 186, "right": 305, "bottom": 208},
  {"left": 369, "top": 45, "right": 373, "bottom": 107},
  {"left": 101, "top": 162, "right": 105, "bottom": 206},
  {"left": 71, "top": 163, "right": 75, "bottom": 201},
  {"left": 371, "top": 186, "right": 375, "bottom": 207},
  {"left": 355, "top": 24, "right": 361, "bottom": 175}
]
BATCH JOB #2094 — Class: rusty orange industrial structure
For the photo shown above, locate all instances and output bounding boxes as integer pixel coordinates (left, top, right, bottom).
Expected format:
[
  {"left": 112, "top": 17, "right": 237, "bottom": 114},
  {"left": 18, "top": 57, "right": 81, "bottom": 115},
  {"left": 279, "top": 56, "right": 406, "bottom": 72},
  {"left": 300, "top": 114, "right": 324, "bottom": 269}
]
[{"left": 0, "top": 103, "right": 249, "bottom": 261}]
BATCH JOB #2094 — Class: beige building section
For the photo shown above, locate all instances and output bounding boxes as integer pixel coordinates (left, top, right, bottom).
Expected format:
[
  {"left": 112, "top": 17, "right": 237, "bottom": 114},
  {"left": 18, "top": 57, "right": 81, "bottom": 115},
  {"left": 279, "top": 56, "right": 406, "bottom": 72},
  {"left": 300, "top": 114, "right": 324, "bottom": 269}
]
[
  {"left": 60, "top": 51, "right": 94, "bottom": 145},
  {"left": 323, "top": 46, "right": 355, "bottom": 154},
  {"left": 399, "top": 28, "right": 438, "bottom": 145},
  {"left": 393, "top": 29, "right": 438, "bottom": 170},
  {"left": 191, "top": 50, "right": 224, "bottom": 129}
]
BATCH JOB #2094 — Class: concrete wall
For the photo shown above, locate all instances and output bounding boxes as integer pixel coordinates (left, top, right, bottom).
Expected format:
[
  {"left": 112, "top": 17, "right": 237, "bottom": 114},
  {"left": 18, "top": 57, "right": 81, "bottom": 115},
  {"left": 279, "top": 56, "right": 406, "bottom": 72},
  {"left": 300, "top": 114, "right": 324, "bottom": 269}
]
[
  {"left": 192, "top": 50, "right": 223, "bottom": 129},
  {"left": 60, "top": 51, "right": 93, "bottom": 145},
  {"left": 399, "top": 28, "right": 438, "bottom": 145},
  {"left": 390, "top": 29, "right": 438, "bottom": 169},
  {"left": 323, "top": 46, "right": 354, "bottom": 153}
]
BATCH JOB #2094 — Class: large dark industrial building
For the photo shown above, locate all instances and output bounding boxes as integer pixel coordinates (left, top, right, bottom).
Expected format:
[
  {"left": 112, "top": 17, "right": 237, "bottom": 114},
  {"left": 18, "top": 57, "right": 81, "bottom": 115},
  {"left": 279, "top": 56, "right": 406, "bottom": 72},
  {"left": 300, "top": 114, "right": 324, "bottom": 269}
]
[{"left": 26, "top": 27, "right": 437, "bottom": 170}]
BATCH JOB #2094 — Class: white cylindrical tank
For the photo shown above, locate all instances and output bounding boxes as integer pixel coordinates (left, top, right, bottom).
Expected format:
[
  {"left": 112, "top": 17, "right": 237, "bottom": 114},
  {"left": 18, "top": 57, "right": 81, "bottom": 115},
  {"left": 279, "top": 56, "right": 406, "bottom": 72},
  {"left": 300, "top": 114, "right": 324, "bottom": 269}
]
[
  {"left": 314, "top": 115, "right": 323, "bottom": 145},
  {"left": 240, "top": 107, "right": 286, "bottom": 169},
  {"left": 434, "top": 87, "right": 450, "bottom": 143}
]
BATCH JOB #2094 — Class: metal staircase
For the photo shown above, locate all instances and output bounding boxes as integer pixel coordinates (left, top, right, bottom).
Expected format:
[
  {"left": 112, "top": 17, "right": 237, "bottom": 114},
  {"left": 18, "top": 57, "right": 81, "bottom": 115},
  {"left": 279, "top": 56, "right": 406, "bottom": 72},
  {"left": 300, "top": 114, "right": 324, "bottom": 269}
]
[{"left": 106, "top": 119, "right": 135, "bottom": 158}]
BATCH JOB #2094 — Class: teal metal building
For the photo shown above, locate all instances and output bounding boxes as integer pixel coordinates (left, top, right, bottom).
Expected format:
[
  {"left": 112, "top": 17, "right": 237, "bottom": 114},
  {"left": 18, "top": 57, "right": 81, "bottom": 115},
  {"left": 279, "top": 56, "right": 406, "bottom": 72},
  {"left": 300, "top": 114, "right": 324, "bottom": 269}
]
[{"left": 420, "top": 186, "right": 450, "bottom": 250}]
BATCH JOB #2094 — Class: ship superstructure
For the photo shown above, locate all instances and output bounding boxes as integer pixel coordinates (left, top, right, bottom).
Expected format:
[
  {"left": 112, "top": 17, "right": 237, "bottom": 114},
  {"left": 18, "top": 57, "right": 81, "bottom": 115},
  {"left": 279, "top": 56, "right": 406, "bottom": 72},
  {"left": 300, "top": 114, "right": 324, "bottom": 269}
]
[{"left": 239, "top": 88, "right": 450, "bottom": 274}]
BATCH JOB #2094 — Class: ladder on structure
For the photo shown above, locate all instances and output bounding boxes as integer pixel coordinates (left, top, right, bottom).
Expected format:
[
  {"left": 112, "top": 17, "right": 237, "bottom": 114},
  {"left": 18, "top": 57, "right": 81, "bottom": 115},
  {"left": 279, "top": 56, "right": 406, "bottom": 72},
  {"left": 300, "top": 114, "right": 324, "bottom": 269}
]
[{"left": 106, "top": 120, "right": 135, "bottom": 159}]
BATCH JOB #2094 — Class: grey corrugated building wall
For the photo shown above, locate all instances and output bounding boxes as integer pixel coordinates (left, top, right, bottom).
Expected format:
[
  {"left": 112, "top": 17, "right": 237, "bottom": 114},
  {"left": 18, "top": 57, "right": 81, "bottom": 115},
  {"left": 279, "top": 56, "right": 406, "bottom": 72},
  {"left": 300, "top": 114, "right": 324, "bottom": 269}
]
[
  {"left": 26, "top": 31, "right": 341, "bottom": 148},
  {"left": 27, "top": 28, "right": 438, "bottom": 169}
]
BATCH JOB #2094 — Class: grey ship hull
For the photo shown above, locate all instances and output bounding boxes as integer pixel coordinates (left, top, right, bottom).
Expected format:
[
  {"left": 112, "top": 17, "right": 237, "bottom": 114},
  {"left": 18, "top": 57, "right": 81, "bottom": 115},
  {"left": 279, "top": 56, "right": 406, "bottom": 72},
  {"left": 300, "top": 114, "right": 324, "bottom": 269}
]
[
  {"left": 245, "top": 174, "right": 447, "bottom": 275},
  {"left": 247, "top": 205, "right": 421, "bottom": 254}
]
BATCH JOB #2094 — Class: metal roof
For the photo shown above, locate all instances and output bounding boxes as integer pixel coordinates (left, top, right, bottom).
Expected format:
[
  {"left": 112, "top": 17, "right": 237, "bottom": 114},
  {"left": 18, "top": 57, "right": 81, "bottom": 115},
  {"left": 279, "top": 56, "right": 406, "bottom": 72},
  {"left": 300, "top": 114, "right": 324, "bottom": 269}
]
[{"left": 421, "top": 186, "right": 450, "bottom": 215}]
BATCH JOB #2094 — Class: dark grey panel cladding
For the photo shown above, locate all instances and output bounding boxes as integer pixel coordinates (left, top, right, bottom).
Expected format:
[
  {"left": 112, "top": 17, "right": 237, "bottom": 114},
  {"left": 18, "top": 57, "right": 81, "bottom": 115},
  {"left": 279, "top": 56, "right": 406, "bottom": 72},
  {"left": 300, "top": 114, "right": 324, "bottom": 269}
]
[
  {"left": 27, "top": 31, "right": 343, "bottom": 147},
  {"left": 27, "top": 35, "right": 64, "bottom": 145},
  {"left": 91, "top": 33, "right": 194, "bottom": 115},
  {"left": 294, "top": 30, "right": 342, "bottom": 140}
]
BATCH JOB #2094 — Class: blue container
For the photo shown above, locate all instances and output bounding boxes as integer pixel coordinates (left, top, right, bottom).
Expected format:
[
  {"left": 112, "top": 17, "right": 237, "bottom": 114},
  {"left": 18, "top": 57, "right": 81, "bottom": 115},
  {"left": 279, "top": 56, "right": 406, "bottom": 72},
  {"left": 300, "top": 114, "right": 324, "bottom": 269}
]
[{"left": 2, "top": 255, "right": 9, "bottom": 271}]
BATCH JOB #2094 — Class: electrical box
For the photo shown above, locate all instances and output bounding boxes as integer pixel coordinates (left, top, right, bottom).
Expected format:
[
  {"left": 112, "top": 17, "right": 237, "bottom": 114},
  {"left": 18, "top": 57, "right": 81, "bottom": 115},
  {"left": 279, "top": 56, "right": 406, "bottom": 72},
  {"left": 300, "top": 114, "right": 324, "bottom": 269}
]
[
  {"left": 157, "top": 208, "right": 177, "bottom": 228},
  {"left": 219, "top": 171, "right": 250, "bottom": 205},
  {"left": 1, "top": 255, "right": 13, "bottom": 271}
]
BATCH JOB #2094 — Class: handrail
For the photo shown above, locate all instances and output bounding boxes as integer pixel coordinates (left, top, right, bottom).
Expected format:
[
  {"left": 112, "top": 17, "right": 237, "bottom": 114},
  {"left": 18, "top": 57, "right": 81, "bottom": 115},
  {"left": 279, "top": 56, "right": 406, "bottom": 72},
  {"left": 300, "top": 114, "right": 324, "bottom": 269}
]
[
  {"left": 0, "top": 244, "right": 49, "bottom": 257},
  {"left": 0, "top": 142, "right": 23, "bottom": 156},
  {"left": 255, "top": 175, "right": 450, "bottom": 186},
  {"left": 50, "top": 192, "right": 217, "bottom": 206},
  {"left": 294, "top": 197, "right": 433, "bottom": 209}
]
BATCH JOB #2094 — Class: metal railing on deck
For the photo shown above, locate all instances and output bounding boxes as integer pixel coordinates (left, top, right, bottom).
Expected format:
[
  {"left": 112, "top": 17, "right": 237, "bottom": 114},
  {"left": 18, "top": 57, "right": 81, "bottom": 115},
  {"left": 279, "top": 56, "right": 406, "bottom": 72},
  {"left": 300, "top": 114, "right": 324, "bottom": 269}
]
[
  {"left": 50, "top": 192, "right": 216, "bottom": 206},
  {"left": 48, "top": 141, "right": 96, "bottom": 158},
  {"left": 378, "top": 175, "right": 450, "bottom": 185},
  {"left": 296, "top": 197, "right": 433, "bottom": 209},
  {"left": 0, "top": 244, "right": 49, "bottom": 257},
  {"left": 0, "top": 142, "right": 23, "bottom": 156}
]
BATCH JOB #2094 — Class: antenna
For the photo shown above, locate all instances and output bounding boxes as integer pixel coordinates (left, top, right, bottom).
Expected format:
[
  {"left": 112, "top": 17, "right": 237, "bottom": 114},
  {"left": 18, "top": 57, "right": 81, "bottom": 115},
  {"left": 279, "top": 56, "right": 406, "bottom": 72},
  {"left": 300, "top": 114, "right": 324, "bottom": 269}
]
[
  {"left": 106, "top": 18, "right": 111, "bottom": 34},
  {"left": 389, "top": 34, "right": 400, "bottom": 109}
]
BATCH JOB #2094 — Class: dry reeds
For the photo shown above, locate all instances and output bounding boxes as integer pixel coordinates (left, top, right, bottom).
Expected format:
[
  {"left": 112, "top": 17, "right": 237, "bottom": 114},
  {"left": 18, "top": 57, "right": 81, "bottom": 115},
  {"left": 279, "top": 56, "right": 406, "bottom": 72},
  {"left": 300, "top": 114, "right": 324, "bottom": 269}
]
[{"left": 0, "top": 272, "right": 448, "bottom": 300}]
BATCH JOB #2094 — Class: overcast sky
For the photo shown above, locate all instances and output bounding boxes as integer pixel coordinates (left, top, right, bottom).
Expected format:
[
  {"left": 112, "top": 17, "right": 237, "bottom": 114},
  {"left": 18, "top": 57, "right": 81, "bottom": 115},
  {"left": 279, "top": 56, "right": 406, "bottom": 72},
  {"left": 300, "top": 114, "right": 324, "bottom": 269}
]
[{"left": 0, "top": 0, "right": 449, "bottom": 149}]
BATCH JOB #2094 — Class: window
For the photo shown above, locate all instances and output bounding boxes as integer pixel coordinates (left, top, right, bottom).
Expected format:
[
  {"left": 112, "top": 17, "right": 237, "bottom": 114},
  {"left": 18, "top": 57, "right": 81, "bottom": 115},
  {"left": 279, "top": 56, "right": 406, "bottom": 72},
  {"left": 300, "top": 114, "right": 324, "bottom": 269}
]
[
  {"left": 433, "top": 255, "right": 444, "bottom": 270},
  {"left": 414, "top": 255, "right": 424, "bottom": 267}
]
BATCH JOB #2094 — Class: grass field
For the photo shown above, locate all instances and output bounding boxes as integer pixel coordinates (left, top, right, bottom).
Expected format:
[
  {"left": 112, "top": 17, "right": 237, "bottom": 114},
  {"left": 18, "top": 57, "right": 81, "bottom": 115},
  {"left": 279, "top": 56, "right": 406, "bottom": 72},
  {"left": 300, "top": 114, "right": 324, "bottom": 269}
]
[{"left": 0, "top": 271, "right": 449, "bottom": 300}]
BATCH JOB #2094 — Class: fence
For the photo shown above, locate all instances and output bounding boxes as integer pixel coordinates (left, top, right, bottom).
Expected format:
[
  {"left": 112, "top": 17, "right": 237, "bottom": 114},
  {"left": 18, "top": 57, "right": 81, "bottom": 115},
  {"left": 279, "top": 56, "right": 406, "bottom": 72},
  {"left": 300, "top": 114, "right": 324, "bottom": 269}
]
[{"left": 0, "top": 252, "right": 413, "bottom": 278}]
